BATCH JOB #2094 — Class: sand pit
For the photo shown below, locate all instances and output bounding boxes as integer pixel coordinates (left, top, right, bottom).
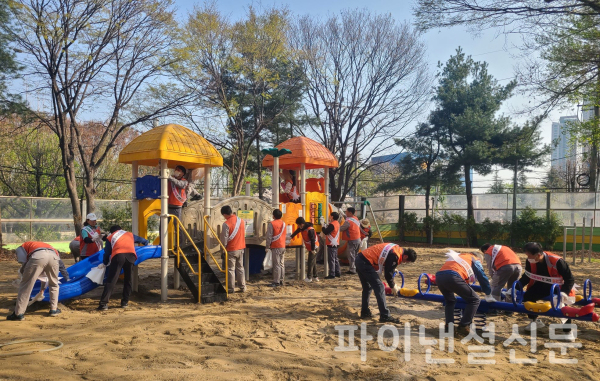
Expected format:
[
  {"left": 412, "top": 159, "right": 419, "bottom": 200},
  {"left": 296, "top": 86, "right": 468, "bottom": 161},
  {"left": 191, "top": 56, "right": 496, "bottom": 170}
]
[{"left": 2, "top": 246, "right": 600, "bottom": 380}]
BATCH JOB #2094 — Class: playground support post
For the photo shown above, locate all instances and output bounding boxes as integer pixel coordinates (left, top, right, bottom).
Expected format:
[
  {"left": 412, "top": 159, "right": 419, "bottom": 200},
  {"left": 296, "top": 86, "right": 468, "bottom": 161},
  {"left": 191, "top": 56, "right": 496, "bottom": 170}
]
[
  {"left": 160, "top": 159, "right": 169, "bottom": 302},
  {"left": 324, "top": 167, "right": 329, "bottom": 277},
  {"left": 272, "top": 157, "right": 280, "bottom": 208},
  {"left": 300, "top": 163, "right": 306, "bottom": 281},
  {"left": 131, "top": 161, "right": 140, "bottom": 292}
]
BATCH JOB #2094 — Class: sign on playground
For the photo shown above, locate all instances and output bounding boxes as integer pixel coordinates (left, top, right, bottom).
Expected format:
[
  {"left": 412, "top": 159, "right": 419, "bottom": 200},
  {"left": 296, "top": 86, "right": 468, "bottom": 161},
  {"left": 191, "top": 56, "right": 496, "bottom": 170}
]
[{"left": 238, "top": 210, "right": 254, "bottom": 237}]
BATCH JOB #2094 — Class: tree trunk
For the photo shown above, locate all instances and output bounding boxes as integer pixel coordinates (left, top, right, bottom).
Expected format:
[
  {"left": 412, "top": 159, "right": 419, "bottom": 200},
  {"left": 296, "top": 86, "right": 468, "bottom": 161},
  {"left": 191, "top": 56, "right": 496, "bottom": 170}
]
[
  {"left": 464, "top": 164, "right": 477, "bottom": 247},
  {"left": 64, "top": 162, "right": 83, "bottom": 236},
  {"left": 511, "top": 161, "right": 518, "bottom": 246},
  {"left": 84, "top": 167, "right": 97, "bottom": 215},
  {"left": 425, "top": 182, "right": 431, "bottom": 244},
  {"left": 592, "top": 99, "right": 600, "bottom": 192},
  {"left": 256, "top": 135, "right": 263, "bottom": 199}
]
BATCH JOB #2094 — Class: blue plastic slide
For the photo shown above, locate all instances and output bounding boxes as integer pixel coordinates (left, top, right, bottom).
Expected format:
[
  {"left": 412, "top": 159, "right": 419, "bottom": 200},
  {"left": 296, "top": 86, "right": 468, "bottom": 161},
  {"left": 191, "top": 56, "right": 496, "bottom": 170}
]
[{"left": 30, "top": 245, "right": 161, "bottom": 302}]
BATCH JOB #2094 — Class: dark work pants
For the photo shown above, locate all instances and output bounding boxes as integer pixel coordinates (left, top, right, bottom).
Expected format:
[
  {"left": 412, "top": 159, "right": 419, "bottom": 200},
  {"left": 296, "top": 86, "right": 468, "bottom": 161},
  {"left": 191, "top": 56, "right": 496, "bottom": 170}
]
[
  {"left": 435, "top": 271, "right": 480, "bottom": 327},
  {"left": 356, "top": 254, "right": 389, "bottom": 318},
  {"left": 327, "top": 246, "right": 340, "bottom": 277},
  {"left": 307, "top": 250, "right": 318, "bottom": 279},
  {"left": 99, "top": 253, "right": 136, "bottom": 306},
  {"left": 523, "top": 281, "right": 572, "bottom": 331}
]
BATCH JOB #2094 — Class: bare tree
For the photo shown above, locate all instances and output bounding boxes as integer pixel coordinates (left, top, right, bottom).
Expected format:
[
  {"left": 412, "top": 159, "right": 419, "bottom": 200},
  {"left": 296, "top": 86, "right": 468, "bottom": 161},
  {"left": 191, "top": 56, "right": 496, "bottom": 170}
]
[
  {"left": 173, "top": 4, "right": 306, "bottom": 196},
  {"left": 414, "top": 1, "right": 600, "bottom": 32},
  {"left": 291, "top": 9, "right": 431, "bottom": 201},
  {"left": 5, "top": 0, "right": 191, "bottom": 234}
]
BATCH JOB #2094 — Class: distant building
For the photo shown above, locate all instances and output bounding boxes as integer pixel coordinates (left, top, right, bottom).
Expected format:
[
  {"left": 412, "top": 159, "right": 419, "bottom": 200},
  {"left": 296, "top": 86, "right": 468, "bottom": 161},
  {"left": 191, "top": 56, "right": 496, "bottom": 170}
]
[{"left": 551, "top": 115, "right": 580, "bottom": 171}]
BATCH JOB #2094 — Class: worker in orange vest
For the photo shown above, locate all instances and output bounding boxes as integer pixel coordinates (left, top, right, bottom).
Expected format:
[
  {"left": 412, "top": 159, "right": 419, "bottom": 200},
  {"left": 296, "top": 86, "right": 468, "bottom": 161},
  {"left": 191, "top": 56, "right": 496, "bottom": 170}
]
[
  {"left": 291, "top": 217, "right": 320, "bottom": 283},
  {"left": 435, "top": 251, "right": 492, "bottom": 335},
  {"left": 97, "top": 225, "right": 148, "bottom": 311},
  {"left": 480, "top": 243, "right": 522, "bottom": 301},
  {"left": 168, "top": 165, "right": 188, "bottom": 245},
  {"left": 266, "top": 209, "right": 287, "bottom": 287},
  {"left": 340, "top": 207, "right": 368, "bottom": 275},
  {"left": 518, "top": 242, "right": 576, "bottom": 338},
  {"left": 7, "top": 242, "right": 63, "bottom": 321},
  {"left": 321, "top": 212, "right": 341, "bottom": 279},
  {"left": 220, "top": 205, "right": 246, "bottom": 293},
  {"left": 80, "top": 213, "right": 103, "bottom": 259},
  {"left": 357, "top": 243, "right": 417, "bottom": 323}
]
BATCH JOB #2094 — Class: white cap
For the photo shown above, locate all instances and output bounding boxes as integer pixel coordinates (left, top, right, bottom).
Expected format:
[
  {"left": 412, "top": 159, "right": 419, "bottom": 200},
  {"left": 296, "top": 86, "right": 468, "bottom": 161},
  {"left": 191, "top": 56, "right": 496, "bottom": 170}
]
[{"left": 86, "top": 213, "right": 97, "bottom": 221}]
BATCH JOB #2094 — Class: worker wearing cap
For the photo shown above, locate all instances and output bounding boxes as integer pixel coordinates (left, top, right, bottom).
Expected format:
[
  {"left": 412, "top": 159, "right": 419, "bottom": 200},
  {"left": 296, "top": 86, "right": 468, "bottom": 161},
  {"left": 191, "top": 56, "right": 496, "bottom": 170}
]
[
  {"left": 80, "top": 213, "right": 103, "bottom": 259},
  {"left": 7, "top": 242, "right": 63, "bottom": 321},
  {"left": 220, "top": 205, "right": 246, "bottom": 293}
]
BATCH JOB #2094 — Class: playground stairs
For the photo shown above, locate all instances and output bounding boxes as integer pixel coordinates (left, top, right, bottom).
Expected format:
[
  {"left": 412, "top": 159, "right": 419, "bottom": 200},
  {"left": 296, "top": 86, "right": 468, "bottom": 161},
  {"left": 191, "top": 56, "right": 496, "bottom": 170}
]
[{"left": 175, "top": 244, "right": 228, "bottom": 304}]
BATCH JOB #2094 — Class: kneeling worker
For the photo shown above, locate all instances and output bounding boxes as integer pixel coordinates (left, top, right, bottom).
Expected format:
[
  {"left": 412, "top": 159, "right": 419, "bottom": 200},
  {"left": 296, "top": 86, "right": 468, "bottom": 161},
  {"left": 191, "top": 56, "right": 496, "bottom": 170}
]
[
  {"left": 435, "top": 251, "right": 492, "bottom": 334},
  {"left": 97, "top": 225, "right": 148, "bottom": 310},
  {"left": 480, "top": 243, "right": 522, "bottom": 301},
  {"left": 356, "top": 243, "right": 417, "bottom": 323},
  {"left": 518, "top": 242, "right": 575, "bottom": 338}
]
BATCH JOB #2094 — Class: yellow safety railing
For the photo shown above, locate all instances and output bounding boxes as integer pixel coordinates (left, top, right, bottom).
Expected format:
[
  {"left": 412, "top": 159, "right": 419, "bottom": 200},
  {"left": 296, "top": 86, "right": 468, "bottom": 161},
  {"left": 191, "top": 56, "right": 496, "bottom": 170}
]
[
  {"left": 167, "top": 214, "right": 228, "bottom": 302},
  {"left": 203, "top": 215, "right": 228, "bottom": 297}
]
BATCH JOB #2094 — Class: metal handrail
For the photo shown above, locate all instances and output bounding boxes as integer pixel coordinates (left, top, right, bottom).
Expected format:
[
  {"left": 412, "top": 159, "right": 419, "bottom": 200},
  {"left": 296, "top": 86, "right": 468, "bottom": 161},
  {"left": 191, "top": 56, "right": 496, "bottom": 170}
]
[
  {"left": 168, "top": 214, "right": 205, "bottom": 302},
  {"left": 203, "top": 215, "right": 228, "bottom": 297}
]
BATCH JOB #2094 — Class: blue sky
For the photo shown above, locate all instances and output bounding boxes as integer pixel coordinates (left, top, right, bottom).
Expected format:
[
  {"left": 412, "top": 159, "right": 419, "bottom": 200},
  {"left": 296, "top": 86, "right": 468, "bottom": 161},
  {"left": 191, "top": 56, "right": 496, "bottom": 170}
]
[{"left": 172, "top": 0, "right": 574, "bottom": 190}]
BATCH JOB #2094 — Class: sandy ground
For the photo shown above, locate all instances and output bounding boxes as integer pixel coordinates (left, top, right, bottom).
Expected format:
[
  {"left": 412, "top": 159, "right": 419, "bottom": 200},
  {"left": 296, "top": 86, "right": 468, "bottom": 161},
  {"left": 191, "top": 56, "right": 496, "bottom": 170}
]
[{"left": 2, "top": 246, "right": 600, "bottom": 380}]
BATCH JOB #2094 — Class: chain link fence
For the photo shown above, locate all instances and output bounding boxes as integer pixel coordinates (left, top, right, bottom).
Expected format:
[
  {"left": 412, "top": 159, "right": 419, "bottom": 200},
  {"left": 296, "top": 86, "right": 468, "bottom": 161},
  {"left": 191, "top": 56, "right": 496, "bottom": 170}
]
[{"left": 0, "top": 196, "right": 130, "bottom": 244}]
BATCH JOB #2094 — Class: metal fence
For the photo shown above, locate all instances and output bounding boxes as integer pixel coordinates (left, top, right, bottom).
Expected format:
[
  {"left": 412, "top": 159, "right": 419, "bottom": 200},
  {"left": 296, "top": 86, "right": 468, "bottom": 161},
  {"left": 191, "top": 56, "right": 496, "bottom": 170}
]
[
  {"left": 367, "top": 192, "right": 600, "bottom": 227},
  {"left": 0, "top": 196, "right": 130, "bottom": 244}
]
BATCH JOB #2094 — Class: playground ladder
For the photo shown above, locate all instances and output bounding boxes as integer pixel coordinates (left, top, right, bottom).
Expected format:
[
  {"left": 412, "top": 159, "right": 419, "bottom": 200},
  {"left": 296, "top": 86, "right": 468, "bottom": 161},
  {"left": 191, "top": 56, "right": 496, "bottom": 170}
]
[{"left": 170, "top": 215, "right": 228, "bottom": 304}]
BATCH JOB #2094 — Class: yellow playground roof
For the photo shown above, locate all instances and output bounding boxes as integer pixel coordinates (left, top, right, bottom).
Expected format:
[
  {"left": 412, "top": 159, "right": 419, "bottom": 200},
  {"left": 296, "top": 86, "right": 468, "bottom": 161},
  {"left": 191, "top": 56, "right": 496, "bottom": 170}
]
[{"left": 119, "top": 124, "right": 223, "bottom": 168}]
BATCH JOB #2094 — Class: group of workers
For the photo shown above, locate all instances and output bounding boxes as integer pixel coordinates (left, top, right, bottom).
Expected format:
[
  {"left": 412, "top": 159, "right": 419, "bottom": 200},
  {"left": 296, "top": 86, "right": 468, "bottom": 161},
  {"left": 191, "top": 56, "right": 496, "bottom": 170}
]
[
  {"left": 7, "top": 224, "right": 148, "bottom": 320},
  {"left": 4, "top": 164, "right": 580, "bottom": 341}
]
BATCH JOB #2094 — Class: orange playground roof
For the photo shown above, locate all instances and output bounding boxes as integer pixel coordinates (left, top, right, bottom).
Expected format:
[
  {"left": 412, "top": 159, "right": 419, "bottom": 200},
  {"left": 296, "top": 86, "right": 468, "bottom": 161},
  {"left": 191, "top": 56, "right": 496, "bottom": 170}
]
[{"left": 262, "top": 136, "right": 339, "bottom": 169}]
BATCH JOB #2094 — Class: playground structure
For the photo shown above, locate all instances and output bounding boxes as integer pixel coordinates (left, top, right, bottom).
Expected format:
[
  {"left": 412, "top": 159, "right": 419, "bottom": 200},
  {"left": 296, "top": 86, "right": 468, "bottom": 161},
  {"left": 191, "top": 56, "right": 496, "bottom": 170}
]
[
  {"left": 29, "top": 123, "right": 351, "bottom": 304},
  {"left": 385, "top": 271, "right": 600, "bottom": 326}
]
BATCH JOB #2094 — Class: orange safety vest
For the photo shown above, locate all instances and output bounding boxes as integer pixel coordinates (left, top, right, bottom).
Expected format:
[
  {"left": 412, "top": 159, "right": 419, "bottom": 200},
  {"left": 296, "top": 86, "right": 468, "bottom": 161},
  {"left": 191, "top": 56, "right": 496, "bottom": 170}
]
[
  {"left": 301, "top": 227, "right": 319, "bottom": 251},
  {"left": 168, "top": 178, "right": 187, "bottom": 207},
  {"left": 439, "top": 253, "right": 475, "bottom": 281},
  {"left": 326, "top": 221, "right": 340, "bottom": 246},
  {"left": 22, "top": 241, "right": 59, "bottom": 258},
  {"left": 224, "top": 215, "right": 246, "bottom": 251},
  {"left": 343, "top": 216, "right": 361, "bottom": 241},
  {"left": 80, "top": 225, "right": 102, "bottom": 257},
  {"left": 528, "top": 252, "right": 575, "bottom": 296},
  {"left": 361, "top": 243, "right": 402, "bottom": 271},
  {"left": 485, "top": 245, "right": 521, "bottom": 271},
  {"left": 270, "top": 219, "right": 286, "bottom": 249},
  {"left": 107, "top": 230, "right": 137, "bottom": 260},
  {"left": 360, "top": 226, "right": 371, "bottom": 240}
]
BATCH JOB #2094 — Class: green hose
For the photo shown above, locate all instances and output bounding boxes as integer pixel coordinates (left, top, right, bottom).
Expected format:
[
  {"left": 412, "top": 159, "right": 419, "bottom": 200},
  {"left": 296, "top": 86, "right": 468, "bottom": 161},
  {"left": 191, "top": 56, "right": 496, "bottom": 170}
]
[{"left": 0, "top": 339, "right": 63, "bottom": 357}]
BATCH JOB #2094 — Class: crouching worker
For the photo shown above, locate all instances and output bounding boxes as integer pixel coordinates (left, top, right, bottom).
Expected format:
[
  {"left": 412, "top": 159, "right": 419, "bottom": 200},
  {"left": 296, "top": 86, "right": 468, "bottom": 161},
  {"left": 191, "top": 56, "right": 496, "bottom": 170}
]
[
  {"left": 7, "top": 242, "right": 64, "bottom": 321},
  {"left": 435, "top": 251, "right": 492, "bottom": 335},
  {"left": 97, "top": 226, "right": 148, "bottom": 311},
  {"left": 356, "top": 243, "right": 417, "bottom": 323},
  {"left": 518, "top": 242, "right": 575, "bottom": 339},
  {"left": 480, "top": 243, "right": 522, "bottom": 301}
]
